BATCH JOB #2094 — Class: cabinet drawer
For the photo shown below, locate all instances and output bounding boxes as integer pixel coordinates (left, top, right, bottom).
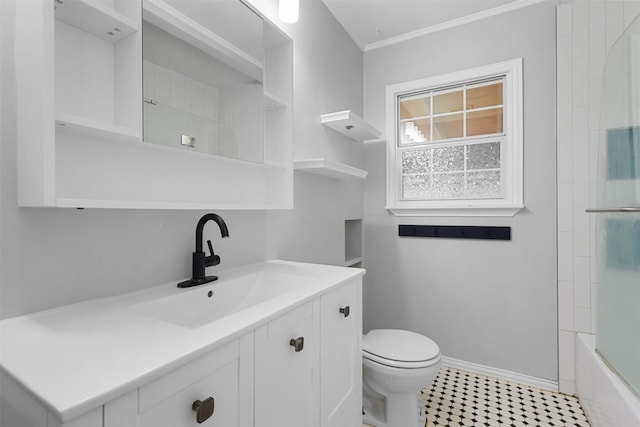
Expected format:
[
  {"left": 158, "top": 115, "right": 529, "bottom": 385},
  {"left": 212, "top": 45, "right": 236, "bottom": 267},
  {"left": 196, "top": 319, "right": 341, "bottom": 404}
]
[{"left": 138, "top": 340, "right": 240, "bottom": 427}]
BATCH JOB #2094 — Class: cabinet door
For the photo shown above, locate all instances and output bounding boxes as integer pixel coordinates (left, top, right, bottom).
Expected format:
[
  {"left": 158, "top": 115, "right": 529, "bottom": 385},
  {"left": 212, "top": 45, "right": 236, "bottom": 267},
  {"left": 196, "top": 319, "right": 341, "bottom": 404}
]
[
  {"left": 138, "top": 340, "right": 241, "bottom": 427},
  {"left": 320, "top": 280, "right": 361, "bottom": 426},
  {"left": 255, "top": 302, "right": 316, "bottom": 427}
]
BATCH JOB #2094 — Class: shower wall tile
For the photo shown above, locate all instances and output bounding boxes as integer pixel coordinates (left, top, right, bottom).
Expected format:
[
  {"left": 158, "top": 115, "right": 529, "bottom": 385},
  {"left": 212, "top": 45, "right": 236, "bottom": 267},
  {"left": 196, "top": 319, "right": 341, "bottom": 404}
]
[
  {"left": 572, "top": 108, "right": 589, "bottom": 156},
  {"left": 572, "top": 156, "right": 589, "bottom": 206},
  {"left": 558, "top": 231, "right": 575, "bottom": 281},
  {"left": 559, "top": 330, "right": 575, "bottom": 382},
  {"left": 606, "top": 1, "right": 624, "bottom": 51},
  {"left": 555, "top": 0, "right": 638, "bottom": 397},
  {"left": 573, "top": 253, "right": 591, "bottom": 322},
  {"left": 623, "top": 0, "right": 640, "bottom": 27},
  {"left": 589, "top": 0, "right": 606, "bottom": 29},
  {"left": 558, "top": 281, "right": 575, "bottom": 331},
  {"left": 558, "top": 183, "right": 574, "bottom": 232},
  {"left": 575, "top": 306, "right": 592, "bottom": 333},
  {"left": 558, "top": 136, "right": 574, "bottom": 183},
  {"left": 558, "top": 2, "right": 573, "bottom": 36}
]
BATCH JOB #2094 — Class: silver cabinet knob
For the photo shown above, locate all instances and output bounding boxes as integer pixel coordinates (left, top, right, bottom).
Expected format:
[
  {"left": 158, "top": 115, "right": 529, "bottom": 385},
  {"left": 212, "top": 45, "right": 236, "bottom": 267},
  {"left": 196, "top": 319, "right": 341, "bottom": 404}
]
[
  {"left": 192, "top": 396, "right": 215, "bottom": 424},
  {"left": 339, "top": 306, "right": 350, "bottom": 318}
]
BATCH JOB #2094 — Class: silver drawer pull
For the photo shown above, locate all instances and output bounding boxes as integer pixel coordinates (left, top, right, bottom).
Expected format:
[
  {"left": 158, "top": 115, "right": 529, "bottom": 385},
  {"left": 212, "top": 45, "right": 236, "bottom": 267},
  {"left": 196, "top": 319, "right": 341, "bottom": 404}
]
[
  {"left": 290, "top": 337, "right": 304, "bottom": 352},
  {"left": 192, "top": 396, "right": 215, "bottom": 424}
]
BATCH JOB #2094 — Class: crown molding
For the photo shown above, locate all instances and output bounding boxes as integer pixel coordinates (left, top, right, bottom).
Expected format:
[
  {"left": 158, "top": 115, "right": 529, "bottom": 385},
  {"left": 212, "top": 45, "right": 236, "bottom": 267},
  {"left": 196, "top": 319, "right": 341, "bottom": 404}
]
[{"left": 363, "top": 0, "right": 550, "bottom": 52}]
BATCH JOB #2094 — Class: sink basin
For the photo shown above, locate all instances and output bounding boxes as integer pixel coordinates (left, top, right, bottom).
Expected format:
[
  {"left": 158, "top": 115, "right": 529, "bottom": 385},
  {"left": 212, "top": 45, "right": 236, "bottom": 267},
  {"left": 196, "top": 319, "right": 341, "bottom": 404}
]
[{"left": 130, "top": 271, "right": 315, "bottom": 328}]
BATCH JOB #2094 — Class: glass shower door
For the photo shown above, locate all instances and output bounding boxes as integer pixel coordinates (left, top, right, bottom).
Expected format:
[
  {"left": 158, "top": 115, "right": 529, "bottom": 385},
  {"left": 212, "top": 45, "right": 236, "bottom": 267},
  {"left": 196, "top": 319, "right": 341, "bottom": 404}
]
[{"left": 592, "top": 14, "right": 640, "bottom": 397}]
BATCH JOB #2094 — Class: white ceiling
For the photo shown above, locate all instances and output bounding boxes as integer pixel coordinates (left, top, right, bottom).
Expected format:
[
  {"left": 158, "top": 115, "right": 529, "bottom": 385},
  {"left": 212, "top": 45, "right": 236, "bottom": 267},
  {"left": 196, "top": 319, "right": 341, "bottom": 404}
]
[{"left": 321, "top": 0, "right": 536, "bottom": 51}]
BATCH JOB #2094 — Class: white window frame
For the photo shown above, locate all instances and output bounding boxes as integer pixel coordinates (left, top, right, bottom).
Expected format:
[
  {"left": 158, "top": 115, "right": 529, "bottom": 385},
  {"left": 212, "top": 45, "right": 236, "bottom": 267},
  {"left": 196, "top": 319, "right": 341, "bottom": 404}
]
[{"left": 385, "top": 58, "right": 524, "bottom": 217}]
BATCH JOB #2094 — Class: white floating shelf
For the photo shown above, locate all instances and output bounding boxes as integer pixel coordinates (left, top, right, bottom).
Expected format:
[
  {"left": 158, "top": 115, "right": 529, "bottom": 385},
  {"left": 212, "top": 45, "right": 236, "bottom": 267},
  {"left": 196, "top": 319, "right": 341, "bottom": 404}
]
[
  {"left": 56, "top": 198, "right": 293, "bottom": 210},
  {"left": 320, "top": 110, "right": 381, "bottom": 143},
  {"left": 294, "top": 158, "right": 368, "bottom": 180},
  {"left": 55, "top": 0, "right": 138, "bottom": 43},
  {"left": 55, "top": 112, "right": 140, "bottom": 144},
  {"left": 264, "top": 90, "right": 287, "bottom": 110}
]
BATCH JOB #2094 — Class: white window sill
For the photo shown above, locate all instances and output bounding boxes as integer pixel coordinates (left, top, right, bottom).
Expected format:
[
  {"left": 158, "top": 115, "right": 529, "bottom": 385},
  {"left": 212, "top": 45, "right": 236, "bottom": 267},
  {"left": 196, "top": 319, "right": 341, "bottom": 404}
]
[{"left": 386, "top": 203, "right": 524, "bottom": 217}]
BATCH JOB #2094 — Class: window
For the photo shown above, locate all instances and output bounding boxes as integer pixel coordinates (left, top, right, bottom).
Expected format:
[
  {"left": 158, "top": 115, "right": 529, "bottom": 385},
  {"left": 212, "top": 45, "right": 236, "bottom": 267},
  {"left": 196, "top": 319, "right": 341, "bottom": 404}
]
[{"left": 385, "top": 59, "right": 523, "bottom": 216}]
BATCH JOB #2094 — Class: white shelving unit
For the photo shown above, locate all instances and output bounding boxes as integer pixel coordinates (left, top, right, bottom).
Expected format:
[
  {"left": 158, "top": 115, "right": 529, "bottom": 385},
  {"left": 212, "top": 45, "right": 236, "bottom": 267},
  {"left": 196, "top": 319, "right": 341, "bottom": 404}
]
[
  {"left": 320, "top": 110, "right": 381, "bottom": 143},
  {"left": 16, "top": 0, "right": 293, "bottom": 210},
  {"left": 294, "top": 158, "right": 368, "bottom": 180},
  {"left": 54, "top": 0, "right": 138, "bottom": 43}
]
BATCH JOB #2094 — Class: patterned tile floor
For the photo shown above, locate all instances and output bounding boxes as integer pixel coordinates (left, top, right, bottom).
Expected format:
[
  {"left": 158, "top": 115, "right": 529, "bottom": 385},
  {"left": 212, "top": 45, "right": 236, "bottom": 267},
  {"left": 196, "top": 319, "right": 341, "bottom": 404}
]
[
  {"left": 422, "top": 367, "right": 591, "bottom": 427},
  {"left": 364, "top": 366, "right": 591, "bottom": 427}
]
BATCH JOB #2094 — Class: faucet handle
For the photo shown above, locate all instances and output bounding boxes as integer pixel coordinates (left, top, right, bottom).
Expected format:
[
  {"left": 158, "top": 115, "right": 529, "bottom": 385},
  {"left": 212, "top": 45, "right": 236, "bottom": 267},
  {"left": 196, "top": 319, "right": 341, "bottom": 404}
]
[{"left": 205, "top": 240, "right": 221, "bottom": 267}]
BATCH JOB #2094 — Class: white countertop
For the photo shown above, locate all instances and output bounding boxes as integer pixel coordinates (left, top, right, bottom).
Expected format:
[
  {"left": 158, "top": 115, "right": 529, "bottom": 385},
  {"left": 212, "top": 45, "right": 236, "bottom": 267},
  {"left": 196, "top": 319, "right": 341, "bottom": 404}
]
[{"left": 0, "top": 260, "right": 364, "bottom": 422}]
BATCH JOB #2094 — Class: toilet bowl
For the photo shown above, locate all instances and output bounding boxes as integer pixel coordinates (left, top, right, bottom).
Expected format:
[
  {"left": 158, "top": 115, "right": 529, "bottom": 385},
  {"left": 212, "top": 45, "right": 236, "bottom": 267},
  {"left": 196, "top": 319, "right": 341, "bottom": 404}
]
[{"left": 362, "top": 329, "right": 441, "bottom": 427}]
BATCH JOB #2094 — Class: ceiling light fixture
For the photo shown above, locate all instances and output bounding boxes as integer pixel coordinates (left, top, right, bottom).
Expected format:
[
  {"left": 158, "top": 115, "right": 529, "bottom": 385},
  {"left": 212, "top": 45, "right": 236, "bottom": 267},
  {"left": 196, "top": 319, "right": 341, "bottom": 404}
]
[{"left": 279, "top": 0, "right": 299, "bottom": 23}]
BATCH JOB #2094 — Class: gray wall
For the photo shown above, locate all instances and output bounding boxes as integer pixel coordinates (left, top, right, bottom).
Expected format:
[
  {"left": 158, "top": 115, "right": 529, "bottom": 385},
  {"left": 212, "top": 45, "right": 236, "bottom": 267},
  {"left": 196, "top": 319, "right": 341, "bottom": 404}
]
[
  {"left": 0, "top": 0, "right": 363, "bottom": 319},
  {"left": 362, "top": 2, "right": 558, "bottom": 380}
]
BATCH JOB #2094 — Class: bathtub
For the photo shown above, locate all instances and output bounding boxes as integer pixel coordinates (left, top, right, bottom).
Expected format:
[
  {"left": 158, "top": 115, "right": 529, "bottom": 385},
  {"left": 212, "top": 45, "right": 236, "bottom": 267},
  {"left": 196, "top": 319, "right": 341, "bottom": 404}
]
[{"left": 575, "top": 333, "right": 640, "bottom": 426}]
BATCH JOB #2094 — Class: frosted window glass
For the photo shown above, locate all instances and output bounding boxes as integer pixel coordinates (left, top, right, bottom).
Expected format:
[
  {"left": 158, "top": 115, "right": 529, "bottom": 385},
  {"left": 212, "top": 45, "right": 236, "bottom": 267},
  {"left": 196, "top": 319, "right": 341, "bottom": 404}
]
[
  {"left": 402, "top": 174, "right": 430, "bottom": 199},
  {"left": 402, "top": 149, "right": 429, "bottom": 174},
  {"left": 467, "top": 142, "right": 501, "bottom": 170},
  {"left": 433, "top": 145, "right": 464, "bottom": 172},
  {"left": 467, "top": 171, "right": 502, "bottom": 197},
  {"left": 432, "top": 173, "right": 465, "bottom": 198}
]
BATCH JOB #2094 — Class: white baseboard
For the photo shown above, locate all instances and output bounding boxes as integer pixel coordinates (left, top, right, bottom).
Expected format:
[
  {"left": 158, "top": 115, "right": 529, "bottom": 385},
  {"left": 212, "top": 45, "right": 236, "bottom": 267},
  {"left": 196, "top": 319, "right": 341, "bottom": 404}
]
[{"left": 441, "top": 356, "right": 559, "bottom": 392}]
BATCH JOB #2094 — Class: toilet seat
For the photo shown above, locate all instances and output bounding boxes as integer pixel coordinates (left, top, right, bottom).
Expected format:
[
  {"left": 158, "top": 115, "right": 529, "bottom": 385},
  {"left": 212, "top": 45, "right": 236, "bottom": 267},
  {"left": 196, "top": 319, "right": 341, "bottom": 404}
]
[{"left": 363, "top": 329, "right": 440, "bottom": 369}]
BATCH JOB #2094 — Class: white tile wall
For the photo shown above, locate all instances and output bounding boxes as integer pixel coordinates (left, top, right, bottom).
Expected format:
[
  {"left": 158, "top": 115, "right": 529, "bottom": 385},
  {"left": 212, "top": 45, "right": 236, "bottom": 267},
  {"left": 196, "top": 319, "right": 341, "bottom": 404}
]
[{"left": 556, "top": 0, "right": 640, "bottom": 395}]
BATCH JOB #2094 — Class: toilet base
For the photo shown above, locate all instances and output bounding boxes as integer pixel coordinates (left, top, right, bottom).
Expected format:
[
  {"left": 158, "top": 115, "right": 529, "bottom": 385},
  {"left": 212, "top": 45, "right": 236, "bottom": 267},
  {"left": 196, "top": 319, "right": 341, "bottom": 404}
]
[{"left": 362, "top": 389, "right": 426, "bottom": 427}]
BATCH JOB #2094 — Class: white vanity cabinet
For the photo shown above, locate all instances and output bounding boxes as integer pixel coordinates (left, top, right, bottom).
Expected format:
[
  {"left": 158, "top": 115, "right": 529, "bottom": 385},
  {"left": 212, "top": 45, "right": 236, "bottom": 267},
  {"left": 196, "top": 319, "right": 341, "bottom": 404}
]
[
  {"left": 137, "top": 339, "right": 250, "bottom": 427},
  {"left": 255, "top": 302, "right": 317, "bottom": 427},
  {"left": 320, "top": 280, "right": 362, "bottom": 427},
  {"left": 0, "top": 272, "right": 362, "bottom": 427},
  {"left": 254, "top": 279, "right": 362, "bottom": 427}
]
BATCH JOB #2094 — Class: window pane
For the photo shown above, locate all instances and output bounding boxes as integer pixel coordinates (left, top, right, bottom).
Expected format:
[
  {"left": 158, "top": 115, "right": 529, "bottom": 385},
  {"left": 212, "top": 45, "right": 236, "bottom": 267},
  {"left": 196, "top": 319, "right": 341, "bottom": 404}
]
[
  {"left": 466, "top": 82, "right": 503, "bottom": 109},
  {"left": 467, "top": 171, "right": 501, "bottom": 197},
  {"left": 433, "top": 145, "right": 464, "bottom": 172},
  {"left": 400, "top": 96, "right": 430, "bottom": 119},
  {"left": 433, "top": 113, "right": 463, "bottom": 140},
  {"left": 432, "top": 173, "right": 465, "bottom": 198},
  {"left": 402, "top": 174, "right": 430, "bottom": 199},
  {"left": 467, "top": 142, "right": 500, "bottom": 170},
  {"left": 402, "top": 149, "right": 430, "bottom": 174},
  {"left": 467, "top": 108, "right": 503, "bottom": 136},
  {"left": 433, "top": 90, "right": 463, "bottom": 114},
  {"left": 400, "top": 119, "right": 430, "bottom": 145}
]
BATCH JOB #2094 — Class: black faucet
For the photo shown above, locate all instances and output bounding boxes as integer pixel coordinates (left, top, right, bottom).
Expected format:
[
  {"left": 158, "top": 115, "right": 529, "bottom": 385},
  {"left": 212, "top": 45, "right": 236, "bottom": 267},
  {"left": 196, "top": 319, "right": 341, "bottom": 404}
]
[{"left": 178, "top": 213, "right": 229, "bottom": 288}]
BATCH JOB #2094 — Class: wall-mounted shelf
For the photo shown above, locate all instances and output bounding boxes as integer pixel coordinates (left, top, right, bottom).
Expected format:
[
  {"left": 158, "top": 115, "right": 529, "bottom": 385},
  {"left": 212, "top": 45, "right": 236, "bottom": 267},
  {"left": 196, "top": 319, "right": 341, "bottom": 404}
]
[
  {"left": 320, "top": 110, "right": 381, "bottom": 143},
  {"left": 55, "top": 0, "right": 138, "bottom": 43},
  {"left": 294, "top": 158, "right": 368, "bottom": 180},
  {"left": 55, "top": 112, "right": 140, "bottom": 144},
  {"left": 264, "top": 90, "right": 287, "bottom": 110}
]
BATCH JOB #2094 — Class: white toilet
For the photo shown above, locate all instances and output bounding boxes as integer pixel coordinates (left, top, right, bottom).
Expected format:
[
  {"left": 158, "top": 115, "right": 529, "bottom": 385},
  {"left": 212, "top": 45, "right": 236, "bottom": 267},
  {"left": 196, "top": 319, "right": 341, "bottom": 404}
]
[{"left": 362, "top": 329, "right": 441, "bottom": 427}]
